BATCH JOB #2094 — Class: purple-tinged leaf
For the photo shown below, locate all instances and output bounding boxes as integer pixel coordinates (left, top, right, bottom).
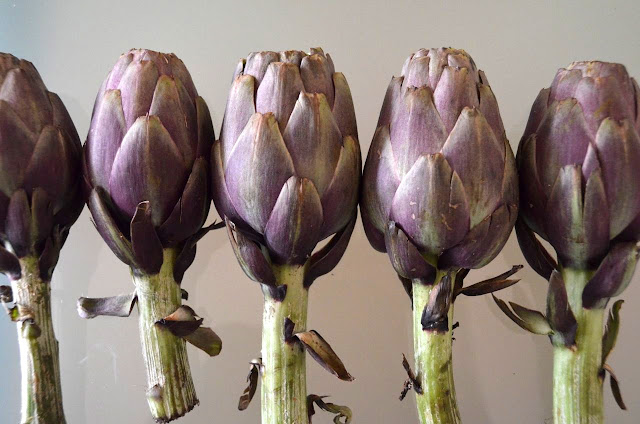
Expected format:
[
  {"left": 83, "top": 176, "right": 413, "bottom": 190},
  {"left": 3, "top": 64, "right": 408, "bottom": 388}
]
[
  {"left": 383, "top": 221, "right": 435, "bottom": 281},
  {"left": 515, "top": 218, "right": 557, "bottom": 280},
  {"left": 264, "top": 177, "right": 323, "bottom": 265},
  {"left": 5, "top": 189, "right": 30, "bottom": 257},
  {"left": 130, "top": 201, "right": 163, "bottom": 275},
  {"left": 603, "top": 363, "right": 627, "bottom": 410},
  {"left": 77, "top": 292, "right": 137, "bottom": 319},
  {"left": 546, "top": 271, "right": 577, "bottom": 346},
  {"left": 583, "top": 242, "right": 639, "bottom": 309},
  {"left": 225, "top": 113, "right": 295, "bottom": 232},
  {"left": 305, "top": 214, "right": 356, "bottom": 287},
  {"left": 227, "top": 218, "right": 276, "bottom": 287},
  {"left": 155, "top": 305, "right": 203, "bottom": 337},
  {"left": 0, "top": 245, "right": 20, "bottom": 279},
  {"left": 87, "top": 188, "right": 137, "bottom": 267}
]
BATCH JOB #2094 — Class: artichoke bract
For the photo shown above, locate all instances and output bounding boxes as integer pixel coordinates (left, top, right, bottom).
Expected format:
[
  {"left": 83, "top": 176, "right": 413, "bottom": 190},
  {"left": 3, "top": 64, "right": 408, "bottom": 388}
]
[
  {"left": 213, "top": 48, "right": 359, "bottom": 424},
  {"left": 81, "top": 49, "right": 221, "bottom": 422},
  {"left": 0, "top": 53, "right": 83, "bottom": 424},
  {"left": 361, "top": 48, "right": 518, "bottom": 424},
  {"left": 512, "top": 61, "right": 640, "bottom": 422}
]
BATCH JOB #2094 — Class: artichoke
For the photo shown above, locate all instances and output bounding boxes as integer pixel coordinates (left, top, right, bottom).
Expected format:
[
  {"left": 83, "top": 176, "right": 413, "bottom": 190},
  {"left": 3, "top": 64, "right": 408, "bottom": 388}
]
[
  {"left": 361, "top": 48, "right": 518, "bottom": 424},
  {"left": 511, "top": 61, "right": 640, "bottom": 423},
  {"left": 0, "top": 53, "right": 83, "bottom": 424},
  {"left": 81, "top": 49, "right": 221, "bottom": 422},
  {"left": 213, "top": 48, "right": 359, "bottom": 424}
]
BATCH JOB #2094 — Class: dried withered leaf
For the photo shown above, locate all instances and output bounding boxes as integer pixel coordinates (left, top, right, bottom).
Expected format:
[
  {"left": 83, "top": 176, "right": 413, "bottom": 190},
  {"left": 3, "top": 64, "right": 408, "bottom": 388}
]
[
  {"left": 307, "top": 394, "right": 352, "bottom": 424},
  {"left": 603, "top": 364, "right": 627, "bottom": 410},
  {"left": 401, "top": 353, "right": 422, "bottom": 395},
  {"left": 492, "top": 295, "right": 552, "bottom": 335},
  {"left": 238, "top": 360, "right": 261, "bottom": 411},
  {"left": 0, "top": 285, "right": 12, "bottom": 303},
  {"left": 295, "top": 330, "right": 353, "bottom": 381},
  {"left": 184, "top": 327, "right": 222, "bottom": 356},
  {"left": 77, "top": 293, "right": 137, "bottom": 319},
  {"left": 459, "top": 265, "right": 522, "bottom": 296},
  {"left": 155, "top": 305, "right": 203, "bottom": 337},
  {"left": 602, "top": 300, "right": 623, "bottom": 364}
]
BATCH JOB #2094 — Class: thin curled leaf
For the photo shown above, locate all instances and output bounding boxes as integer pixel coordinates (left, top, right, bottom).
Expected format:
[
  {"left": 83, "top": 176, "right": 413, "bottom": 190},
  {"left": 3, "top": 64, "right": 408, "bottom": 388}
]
[
  {"left": 184, "top": 327, "right": 222, "bottom": 356},
  {"left": 400, "top": 353, "right": 422, "bottom": 398},
  {"left": 458, "top": 265, "right": 522, "bottom": 296},
  {"left": 238, "top": 359, "right": 261, "bottom": 411},
  {"left": 603, "top": 364, "right": 627, "bottom": 410},
  {"left": 307, "top": 394, "right": 352, "bottom": 424},
  {"left": 295, "top": 330, "right": 353, "bottom": 381},
  {"left": 515, "top": 218, "right": 557, "bottom": 279},
  {"left": 77, "top": 293, "right": 137, "bottom": 319},
  {"left": 0, "top": 286, "right": 12, "bottom": 303},
  {"left": 155, "top": 305, "right": 203, "bottom": 337},
  {"left": 492, "top": 295, "right": 552, "bottom": 335},
  {"left": 602, "top": 300, "right": 623, "bottom": 364}
]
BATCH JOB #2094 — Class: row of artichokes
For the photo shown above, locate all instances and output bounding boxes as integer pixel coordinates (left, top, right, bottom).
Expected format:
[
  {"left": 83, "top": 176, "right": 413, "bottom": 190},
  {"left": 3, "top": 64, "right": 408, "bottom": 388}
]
[{"left": 0, "top": 47, "right": 637, "bottom": 424}]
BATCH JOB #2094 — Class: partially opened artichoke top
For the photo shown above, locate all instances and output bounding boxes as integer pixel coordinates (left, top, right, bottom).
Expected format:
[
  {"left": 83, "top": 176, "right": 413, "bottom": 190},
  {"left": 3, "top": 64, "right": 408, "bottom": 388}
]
[
  {"left": 518, "top": 61, "right": 640, "bottom": 269},
  {"left": 362, "top": 47, "right": 518, "bottom": 280},
  {"left": 84, "top": 49, "right": 214, "bottom": 276},
  {"left": 0, "top": 53, "right": 83, "bottom": 276},
  {"left": 213, "top": 48, "right": 360, "bottom": 267}
]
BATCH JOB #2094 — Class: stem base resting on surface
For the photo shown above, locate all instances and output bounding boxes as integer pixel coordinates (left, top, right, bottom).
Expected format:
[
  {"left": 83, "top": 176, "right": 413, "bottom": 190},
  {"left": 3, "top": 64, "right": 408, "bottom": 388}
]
[
  {"left": 11, "top": 256, "right": 66, "bottom": 424},
  {"left": 261, "top": 264, "right": 309, "bottom": 424},
  {"left": 133, "top": 248, "right": 197, "bottom": 422},
  {"left": 412, "top": 270, "right": 461, "bottom": 424},
  {"left": 553, "top": 268, "right": 604, "bottom": 424}
]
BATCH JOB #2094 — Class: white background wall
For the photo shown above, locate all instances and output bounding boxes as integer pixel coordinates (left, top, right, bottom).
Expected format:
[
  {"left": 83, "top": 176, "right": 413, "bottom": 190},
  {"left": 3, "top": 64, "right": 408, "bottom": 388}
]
[{"left": 1, "top": 1, "right": 639, "bottom": 423}]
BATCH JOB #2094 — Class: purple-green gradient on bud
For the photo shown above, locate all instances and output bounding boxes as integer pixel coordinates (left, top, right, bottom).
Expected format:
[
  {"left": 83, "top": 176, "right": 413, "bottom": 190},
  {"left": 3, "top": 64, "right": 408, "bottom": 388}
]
[
  {"left": 213, "top": 48, "right": 360, "bottom": 281},
  {"left": 361, "top": 47, "right": 518, "bottom": 279},
  {"left": 83, "top": 49, "right": 214, "bottom": 277},
  {"left": 0, "top": 53, "right": 83, "bottom": 279},
  {"left": 518, "top": 61, "right": 640, "bottom": 306}
]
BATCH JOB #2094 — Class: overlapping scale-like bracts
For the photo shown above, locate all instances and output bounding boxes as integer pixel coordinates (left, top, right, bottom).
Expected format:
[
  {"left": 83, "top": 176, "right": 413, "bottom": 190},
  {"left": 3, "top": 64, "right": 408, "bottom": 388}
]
[
  {"left": 518, "top": 62, "right": 640, "bottom": 267},
  {"left": 518, "top": 61, "right": 640, "bottom": 308},
  {"left": 361, "top": 48, "right": 518, "bottom": 280},
  {"left": 0, "top": 53, "right": 83, "bottom": 279},
  {"left": 84, "top": 49, "right": 214, "bottom": 276},
  {"left": 213, "top": 48, "right": 360, "bottom": 271}
]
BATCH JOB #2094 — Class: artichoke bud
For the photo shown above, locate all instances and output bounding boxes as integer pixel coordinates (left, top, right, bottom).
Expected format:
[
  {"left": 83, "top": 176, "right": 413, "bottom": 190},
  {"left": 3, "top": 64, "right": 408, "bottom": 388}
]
[
  {"left": 213, "top": 48, "right": 360, "bottom": 282},
  {"left": 362, "top": 48, "right": 517, "bottom": 279},
  {"left": 518, "top": 61, "right": 640, "bottom": 270},
  {"left": 84, "top": 49, "right": 214, "bottom": 275},
  {"left": 0, "top": 53, "right": 83, "bottom": 278}
]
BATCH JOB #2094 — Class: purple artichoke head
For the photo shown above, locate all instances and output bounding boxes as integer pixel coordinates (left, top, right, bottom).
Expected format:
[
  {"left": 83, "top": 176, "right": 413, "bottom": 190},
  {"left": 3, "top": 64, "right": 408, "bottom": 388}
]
[
  {"left": 361, "top": 48, "right": 518, "bottom": 280},
  {"left": 0, "top": 53, "right": 83, "bottom": 279},
  {"left": 84, "top": 49, "right": 214, "bottom": 277},
  {"left": 213, "top": 48, "right": 360, "bottom": 287},
  {"left": 518, "top": 61, "right": 640, "bottom": 308}
]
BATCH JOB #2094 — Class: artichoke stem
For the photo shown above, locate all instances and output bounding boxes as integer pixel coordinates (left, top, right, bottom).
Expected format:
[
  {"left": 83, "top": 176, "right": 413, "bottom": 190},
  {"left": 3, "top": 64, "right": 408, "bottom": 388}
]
[
  {"left": 10, "top": 256, "right": 66, "bottom": 424},
  {"left": 412, "top": 270, "right": 461, "bottom": 424},
  {"left": 133, "top": 248, "right": 198, "bottom": 422},
  {"left": 553, "top": 268, "right": 604, "bottom": 424},
  {"left": 261, "top": 264, "right": 309, "bottom": 424}
]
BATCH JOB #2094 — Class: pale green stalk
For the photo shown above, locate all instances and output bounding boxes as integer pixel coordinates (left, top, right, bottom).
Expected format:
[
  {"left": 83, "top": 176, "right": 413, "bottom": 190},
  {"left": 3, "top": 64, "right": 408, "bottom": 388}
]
[
  {"left": 261, "top": 264, "right": 308, "bottom": 424},
  {"left": 412, "top": 269, "right": 461, "bottom": 424},
  {"left": 553, "top": 268, "right": 604, "bottom": 424},
  {"left": 133, "top": 248, "right": 197, "bottom": 422},
  {"left": 10, "top": 256, "right": 66, "bottom": 424}
]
